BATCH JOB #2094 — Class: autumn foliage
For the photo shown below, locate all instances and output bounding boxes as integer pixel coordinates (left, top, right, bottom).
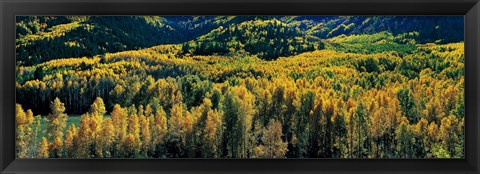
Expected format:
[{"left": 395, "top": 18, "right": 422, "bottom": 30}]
[{"left": 15, "top": 16, "right": 464, "bottom": 158}]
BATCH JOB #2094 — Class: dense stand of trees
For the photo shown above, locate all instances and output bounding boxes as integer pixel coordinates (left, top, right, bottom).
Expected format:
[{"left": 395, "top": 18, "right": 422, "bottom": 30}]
[
  {"left": 16, "top": 38, "right": 464, "bottom": 158},
  {"left": 306, "top": 16, "right": 464, "bottom": 44},
  {"left": 182, "top": 19, "right": 320, "bottom": 60},
  {"left": 16, "top": 16, "right": 187, "bottom": 66},
  {"left": 16, "top": 16, "right": 463, "bottom": 65}
]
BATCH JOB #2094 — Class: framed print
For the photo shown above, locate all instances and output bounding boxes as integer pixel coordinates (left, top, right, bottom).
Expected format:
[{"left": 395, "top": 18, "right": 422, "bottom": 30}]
[{"left": 1, "top": 0, "right": 480, "bottom": 173}]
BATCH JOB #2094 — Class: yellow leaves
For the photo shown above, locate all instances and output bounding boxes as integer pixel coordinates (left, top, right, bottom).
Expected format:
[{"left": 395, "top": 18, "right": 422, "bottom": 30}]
[
  {"left": 204, "top": 110, "right": 222, "bottom": 142},
  {"left": 427, "top": 122, "right": 439, "bottom": 142},
  {"left": 439, "top": 115, "right": 459, "bottom": 140},
  {"left": 323, "top": 98, "right": 336, "bottom": 121},
  {"left": 169, "top": 103, "right": 185, "bottom": 139},
  {"left": 16, "top": 126, "right": 28, "bottom": 158},
  {"left": 258, "top": 119, "right": 288, "bottom": 158},
  {"left": 413, "top": 118, "right": 429, "bottom": 136},
  {"left": 128, "top": 114, "right": 141, "bottom": 140},
  {"left": 49, "top": 136, "right": 63, "bottom": 157},
  {"left": 16, "top": 104, "right": 27, "bottom": 126},
  {"left": 17, "top": 21, "right": 81, "bottom": 44},
  {"left": 90, "top": 97, "right": 106, "bottom": 116},
  {"left": 37, "top": 137, "right": 49, "bottom": 158},
  {"left": 14, "top": 22, "right": 466, "bottom": 158},
  {"left": 437, "top": 115, "right": 463, "bottom": 157},
  {"left": 140, "top": 115, "right": 152, "bottom": 151},
  {"left": 103, "top": 118, "right": 116, "bottom": 142},
  {"left": 64, "top": 124, "right": 77, "bottom": 156},
  {"left": 253, "top": 145, "right": 266, "bottom": 158},
  {"left": 46, "top": 98, "right": 68, "bottom": 140},
  {"left": 153, "top": 107, "right": 167, "bottom": 145},
  {"left": 122, "top": 133, "right": 138, "bottom": 157},
  {"left": 111, "top": 104, "right": 128, "bottom": 140},
  {"left": 230, "top": 86, "right": 255, "bottom": 118}
]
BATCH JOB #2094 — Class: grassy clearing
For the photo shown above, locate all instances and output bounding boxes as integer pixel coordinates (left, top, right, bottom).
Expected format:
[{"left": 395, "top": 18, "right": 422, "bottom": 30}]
[{"left": 37, "top": 115, "right": 111, "bottom": 141}]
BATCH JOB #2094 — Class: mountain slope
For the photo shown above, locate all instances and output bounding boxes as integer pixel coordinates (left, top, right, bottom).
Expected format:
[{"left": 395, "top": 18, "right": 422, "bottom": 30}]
[
  {"left": 182, "top": 19, "right": 322, "bottom": 60},
  {"left": 304, "top": 16, "right": 464, "bottom": 44},
  {"left": 16, "top": 16, "right": 464, "bottom": 65}
]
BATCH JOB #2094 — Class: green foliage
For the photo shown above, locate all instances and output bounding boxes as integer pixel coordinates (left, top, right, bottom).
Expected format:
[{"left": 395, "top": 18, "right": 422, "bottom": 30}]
[
  {"left": 183, "top": 19, "right": 321, "bottom": 60},
  {"left": 15, "top": 16, "right": 464, "bottom": 159},
  {"left": 398, "top": 88, "right": 419, "bottom": 123}
]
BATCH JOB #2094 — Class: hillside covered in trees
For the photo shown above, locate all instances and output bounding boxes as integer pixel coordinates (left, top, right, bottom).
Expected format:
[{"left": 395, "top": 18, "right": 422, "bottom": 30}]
[{"left": 15, "top": 16, "right": 464, "bottom": 159}]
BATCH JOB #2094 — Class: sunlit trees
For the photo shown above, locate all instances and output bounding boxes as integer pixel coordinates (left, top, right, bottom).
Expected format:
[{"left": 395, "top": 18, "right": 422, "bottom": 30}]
[
  {"left": 125, "top": 108, "right": 141, "bottom": 157},
  {"left": 152, "top": 107, "right": 168, "bottom": 157},
  {"left": 439, "top": 115, "right": 462, "bottom": 158},
  {"left": 64, "top": 124, "right": 77, "bottom": 157},
  {"left": 167, "top": 103, "right": 187, "bottom": 157},
  {"left": 254, "top": 119, "right": 288, "bottom": 158},
  {"left": 46, "top": 98, "right": 68, "bottom": 140},
  {"left": 97, "top": 118, "right": 115, "bottom": 157},
  {"left": 38, "top": 137, "right": 50, "bottom": 158},
  {"left": 140, "top": 113, "right": 152, "bottom": 157},
  {"left": 15, "top": 104, "right": 38, "bottom": 158},
  {"left": 73, "top": 114, "right": 93, "bottom": 158},
  {"left": 202, "top": 110, "right": 223, "bottom": 158},
  {"left": 45, "top": 98, "right": 68, "bottom": 157},
  {"left": 395, "top": 118, "right": 415, "bottom": 158},
  {"left": 14, "top": 17, "right": 465, "bottom": 159},
  {"left": 222, "top": 86, "right": 255, "bottom": 158},
  {"left": 111, "top": 104, "right": 128, "bottom": 157}
]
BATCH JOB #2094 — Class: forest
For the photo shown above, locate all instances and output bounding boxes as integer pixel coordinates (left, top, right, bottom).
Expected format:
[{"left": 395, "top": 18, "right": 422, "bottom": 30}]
[{"left": 15, "top": 16, "right": 464, "bottom": 158}]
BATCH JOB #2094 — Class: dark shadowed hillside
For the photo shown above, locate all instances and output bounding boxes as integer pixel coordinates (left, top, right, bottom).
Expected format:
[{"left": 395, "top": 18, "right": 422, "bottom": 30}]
[{"left": 16, "top": 16, "right": 463, "bottom": 65}]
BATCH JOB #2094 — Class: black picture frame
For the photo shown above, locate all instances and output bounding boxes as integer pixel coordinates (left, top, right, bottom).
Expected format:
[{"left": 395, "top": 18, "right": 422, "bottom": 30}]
[{"left": 1, "top": 0, "right": 479, "bottom": 173}]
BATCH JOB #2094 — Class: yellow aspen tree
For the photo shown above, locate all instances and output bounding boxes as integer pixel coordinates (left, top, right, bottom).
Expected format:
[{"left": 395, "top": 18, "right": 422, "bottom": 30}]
[
  {"left": 167, "top": 103, "right": 186, "bottom": 157},
  {"left": 413, "top": 118, "right": 429, "bottom": 156},
  {"left": 153, "top": 107, "right": 167, "bottom": 147},
  {"left": 46, "top": 98, "right": 68, "bottom": 141},
  {"left": 50, "top": 137, "right": 63, "bottom": 157},
  {"left": 111, "top": 104, "right": 128, "bottom": 144},
  {"left": 26, "top": 112, "right": 41, "bottom": 158},
  {"left": 16, "top": 104, "right": 38, "bottom": 158},
  {"left": 144, "top": 104, "right": 154, "bottom": 117},
  {"left": 16, "top": 126, "right": 28, "bottom": 158},
  {"left": 168, "top": 103, "right": 185, "bottom": 140},
  {"left": 258, "top": 119, "right": 288, "bottom": 158},
  {"left": 122, "top": 133, "right": 137, "bottom": 158},
  {"left": 89, "top": 116, "right": 102, "bottom": 157},
  {"left": 97, "top": 118, "right": 115, "bottom": 158},
  {"left": 37, "top": 137, "right": 49, "bottom": 158},
  {"left": 86, "top": 98, "right": 107, "bottom": 157},
  {"left": 138, "top": 105, "right": 145, "bottom": 117},
  {"left": 233, "top": 86, "right": 255, "bottom": 158},
  {"left": 15, "top": 104, "right": 28, "bottom": 158},
  {"left": 126, "top": 113, "right": 141, "bottom": 157},
  {"left": 15, "top": 104, "right": 27, "bottom": 126},
  {"left": 202, "top": 110, "right": 223, "bottom": 157},
  {"left": 90, "top": 97, "right": 107, "bottom": 116},
  {"left": 74, "top": 114, "right": 93, "bottom": 158},
  {"left": 439, "top": 115, "right": 460, "bottom": 157},
  {"left": 427, "top": 121, "right": 439, "bottom": 144},
  {"left": 140, "top": 115, "right": 152, "bottom": 157},
  {"left": 64, "top": 124, "right": 77, "bottom": 157}
]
